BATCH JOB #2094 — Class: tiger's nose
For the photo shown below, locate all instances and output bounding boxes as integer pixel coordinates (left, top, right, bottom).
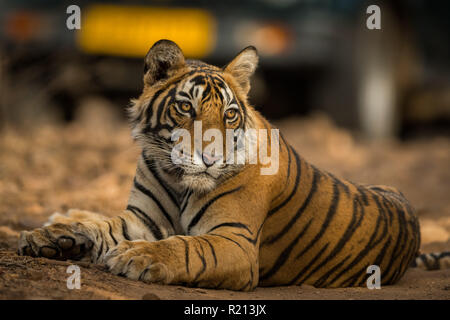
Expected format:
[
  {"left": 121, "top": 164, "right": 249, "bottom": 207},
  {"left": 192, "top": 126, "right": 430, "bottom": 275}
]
[{"left": 202, "top": 152, "right": 222, "bottom": 167}]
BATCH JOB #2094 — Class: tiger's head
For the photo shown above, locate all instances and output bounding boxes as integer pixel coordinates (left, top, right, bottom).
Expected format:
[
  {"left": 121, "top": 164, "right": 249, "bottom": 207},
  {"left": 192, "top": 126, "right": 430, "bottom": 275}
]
[{"left": 129, "top": 39, "right": 260, "bottom": 194}]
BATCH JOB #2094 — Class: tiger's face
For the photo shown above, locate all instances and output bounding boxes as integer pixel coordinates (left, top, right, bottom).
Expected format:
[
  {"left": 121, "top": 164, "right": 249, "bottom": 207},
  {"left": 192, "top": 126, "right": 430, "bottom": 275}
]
[{"left": 129, "top": 40, "right": 259, "bottom": 194}]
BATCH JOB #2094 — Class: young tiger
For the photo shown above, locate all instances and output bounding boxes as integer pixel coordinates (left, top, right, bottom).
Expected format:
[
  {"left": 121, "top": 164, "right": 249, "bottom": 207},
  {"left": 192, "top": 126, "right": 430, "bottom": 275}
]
[{"left": 18, "top": 40, "right": 445, "bottom": 291}]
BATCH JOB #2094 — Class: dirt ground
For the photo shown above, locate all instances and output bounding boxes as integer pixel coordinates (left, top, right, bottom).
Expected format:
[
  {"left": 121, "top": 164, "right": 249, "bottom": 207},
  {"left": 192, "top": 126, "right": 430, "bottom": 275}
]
[{"left": 0, "top": 104, "right": 449, "bottom": 300}]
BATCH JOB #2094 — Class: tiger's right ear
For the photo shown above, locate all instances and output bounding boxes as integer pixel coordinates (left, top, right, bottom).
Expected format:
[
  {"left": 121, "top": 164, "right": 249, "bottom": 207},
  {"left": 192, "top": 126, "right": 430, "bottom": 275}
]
[{"left": 144, "top": 39, "right": 185, "bottom": 85}]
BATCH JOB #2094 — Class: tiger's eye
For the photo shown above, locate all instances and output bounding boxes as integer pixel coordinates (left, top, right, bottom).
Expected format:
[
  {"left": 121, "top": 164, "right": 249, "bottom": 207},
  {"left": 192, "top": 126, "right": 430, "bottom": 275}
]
[
  {"left": 180, "top": 102, "right": 192, "bottom": 112},
  {"left": 225, "top": 109, "right": 237, "bottom": 119}
]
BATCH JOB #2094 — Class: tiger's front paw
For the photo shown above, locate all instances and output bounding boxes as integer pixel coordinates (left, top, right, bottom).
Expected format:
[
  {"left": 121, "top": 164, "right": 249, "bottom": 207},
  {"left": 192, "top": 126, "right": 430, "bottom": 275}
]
[
  {"left": 18, "top": 223, "right": 94, "bottom": 261},
  {"left": 105, "top": 240, "right": 172, "bottom": 284}
]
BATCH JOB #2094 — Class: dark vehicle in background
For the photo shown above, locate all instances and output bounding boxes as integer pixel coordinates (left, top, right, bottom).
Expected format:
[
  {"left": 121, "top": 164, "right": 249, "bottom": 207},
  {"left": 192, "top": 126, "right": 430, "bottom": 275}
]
[{"left": 1, "top": 0, "right": 449, "bottom": 139}]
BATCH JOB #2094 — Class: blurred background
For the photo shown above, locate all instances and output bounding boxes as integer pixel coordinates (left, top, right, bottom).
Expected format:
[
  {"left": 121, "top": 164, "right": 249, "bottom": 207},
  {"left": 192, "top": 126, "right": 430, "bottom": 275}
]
[
  {"left": 1, "top": 0, "right": 449, "bottom": 138},
  {"left": 0, "top": 1, "right": 449, "bottom": 259}
]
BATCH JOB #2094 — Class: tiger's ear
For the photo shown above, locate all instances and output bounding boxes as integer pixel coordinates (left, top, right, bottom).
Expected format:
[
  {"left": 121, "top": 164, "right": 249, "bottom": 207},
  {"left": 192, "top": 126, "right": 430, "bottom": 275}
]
[
  {"left": 223, "top": 46, "right": 258, "bottom": 95},
  {"left": 144, "top": 39, "right": 185, "bottom": 85}
]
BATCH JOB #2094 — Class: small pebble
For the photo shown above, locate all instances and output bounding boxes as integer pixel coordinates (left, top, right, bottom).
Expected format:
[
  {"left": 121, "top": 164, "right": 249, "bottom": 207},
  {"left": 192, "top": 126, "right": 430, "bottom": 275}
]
[
  {"left": 142, "top": 292, "right": 161, "bottom": 300},
  {"left": 299, "top": 284, "right": 315, "bottom": 289},
  {"left": 194, "top": 289, "right": 208, "bottom": 294},
  {"left": 28, "top": 271, "right": 44, "bottom": 281}
]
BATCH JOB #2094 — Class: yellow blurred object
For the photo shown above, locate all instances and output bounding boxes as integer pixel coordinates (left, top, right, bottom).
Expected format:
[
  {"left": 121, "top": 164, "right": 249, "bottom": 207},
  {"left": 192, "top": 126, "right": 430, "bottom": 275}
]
[{"left": 77, "top": 5, "right": 216, "bottom": 58}]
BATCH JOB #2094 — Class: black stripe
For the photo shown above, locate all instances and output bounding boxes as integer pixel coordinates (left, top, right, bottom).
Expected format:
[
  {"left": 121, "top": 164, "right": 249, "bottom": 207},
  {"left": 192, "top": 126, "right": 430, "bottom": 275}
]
[
  {"left": 187, "top": 186, "right": 242, "bottom": 234},
  {"left": 383, "top": 204, "right": 407, "bottom": 283},
  {"left": 438, "top": 252, "right": 450, "bottom": 259},
  {"left": 126, "top": 205, "right": 164, "bottom": 240},
  {"left": 133, "top": 178, "right": 175, "bottom": 230},
  {"left": 208, "top": 222, "right": 253, "bottom": 235},
  {"left": 214, "top": 279, "right": 227, "bottom": 289},
  {"left": 267, "top": 148, "right": 302, "bottom": 217},
  {"left": 396, "top": 237, "right": 419, "bottom": 278},
  {"left": 325, "top": 200, "right": 388, "bottom": 286},
  {"left": 282, "top": 135, "right": 292, "bottom": 185},
  {"left": 103, "top": 238, "right": 110, "bottom": 257},
  {"left": 345, "top": 236, "right": 392, "bottom": 287},
  {"left": 356, "top": 185, "right": 369, "bottom": 206},
  {"left": 260, "top": 219, "right": 313, "bottom": 281},
  {"left": 209, "top": 233, "right": 245, "bottom": 252},
  {"left": 144, "top": 88, "right": 165, "bottom": 125},
  {"left": 419, "top": 254, "right": 433, "bottom": 270},
  {"left": 295, "top": 183, "right": 340, "bottom": 260},
  {"left": 304, "top": 195, "right": 365, "bottom": 286},
  {"left": 314, "top": 254, "right": 352, "bottom": 287},
  {"left": 107, "top": 221, "right": 118, "bottom": 245},
  {"left": 154, "top": 87, "right": 176, "bottom": 132},
  {"left": 289, "top": 243, "right": 330, "bottom": 285},
  {"left": 328, "top": 172, "right": 350, "bottom": 197},
  {"left": 381, "top": 196, "right": 394, "bottom": 225},
  {"left": 369, "top": 186, "right": 395, "bottom": 194},
  {"left": 178, "top": 91, "right": 191, "bottom": 99},
  {"left": 341, "top": 208, "right": 392, "bottom": 287},
  {"left": 177, "top": 237, "right": 190, "bottom": 275},
  {"left": 119, "top": 217, "right": 131, "bottom": 240},
  {"left": 201, "top": 237, "right": 217, "bottom": 268},
  {"left": 166, "top": 104, "right": 179, "bottom": 127},
  {"left": 142, "top": 152, "right": 180, "bottom": 208},
  {"left": 237, "top": 280, "right": 252, "bottom": 291},
  {"left": 340, "top": 272, "right": 361, "bottom": 287},
  {"left": 190, "top": 74, "right": 206, "bottom": 86},
  {"left": 235, "top": 96, "right": 248, "bottom": 128},
  {"left": 399, "top": 234, "right": 420, "bottom": 276},
  {"left": 325, "top": 215, "right": 382, "bottom": 286},
  {"left": 372, "top": 193, "right": 393, "bottom": 226},
  {"left": 193, "top": 239, "right": 207, "bottom": 281},
  {"left": 231, "top": 221, "right": 266, "bottom": 246},
  {"left": 263, "top": 167, "right": 320, "bottom": 246},
  {"left": 97, "top": 237, "right": 104, "bottom": 260},
  {"left": 271, "top": 134, "right": 291, "bottom": 203},
  {"left": 201, "top": 82, "right": 211, "bottom": 102},
  {"left": 209, "top": 233, "right": 254, "bottom": 289},
  {"left": 180, "top": 190, "right": 193, "bottom": 215}
]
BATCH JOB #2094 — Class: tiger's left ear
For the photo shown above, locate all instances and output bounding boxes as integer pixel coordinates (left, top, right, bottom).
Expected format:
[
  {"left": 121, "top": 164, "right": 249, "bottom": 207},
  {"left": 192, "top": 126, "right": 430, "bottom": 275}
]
[
  {"left": 223, "top": 46, "right": 258, "bottom": 95},
  {"left": 144, "top": 39, "right": 185, "bottom": 86}
]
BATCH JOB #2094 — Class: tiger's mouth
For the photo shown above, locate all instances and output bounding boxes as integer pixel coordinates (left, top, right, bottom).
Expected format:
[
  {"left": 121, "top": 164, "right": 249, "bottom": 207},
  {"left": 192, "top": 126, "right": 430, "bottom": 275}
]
[
  {"left": 181, "top": 171, "right": 218, "bottom": 194},
  {"left": 195, "top": 171, "right": 214, "bottom": 178},
  {"left": 151, "top": 148, "right": 241, "bottom": 194},
  {"left": 199, "top": 169, "right": 221, "bottom": 179}
]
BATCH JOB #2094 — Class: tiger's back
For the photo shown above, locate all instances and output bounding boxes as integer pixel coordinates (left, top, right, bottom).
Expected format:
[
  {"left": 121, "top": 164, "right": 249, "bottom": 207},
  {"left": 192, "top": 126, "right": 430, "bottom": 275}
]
[{"left": 258, "top": 142, "right": 420, "bottom": 287}]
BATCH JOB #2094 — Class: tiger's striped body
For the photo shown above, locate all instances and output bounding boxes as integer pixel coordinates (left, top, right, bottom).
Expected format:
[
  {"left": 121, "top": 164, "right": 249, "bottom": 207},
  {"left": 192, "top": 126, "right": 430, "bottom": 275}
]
[
  {"left": 258, "top": 149, "right": 420, "bottom": 287},
  {"left": 18, "top": 40, "right": 429, "bottom": 291}
]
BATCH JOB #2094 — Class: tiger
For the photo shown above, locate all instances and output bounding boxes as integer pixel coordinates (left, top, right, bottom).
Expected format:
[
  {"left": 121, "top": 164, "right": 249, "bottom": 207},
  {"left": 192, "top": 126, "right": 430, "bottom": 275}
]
[{"left": 18, "top": 39, "right": 448, "bottom": 291}]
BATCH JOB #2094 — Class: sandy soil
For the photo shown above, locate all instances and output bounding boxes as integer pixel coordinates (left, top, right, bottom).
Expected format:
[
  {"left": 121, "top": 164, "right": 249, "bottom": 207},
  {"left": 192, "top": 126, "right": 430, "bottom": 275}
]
[{"left": 0, "top": 105, "right": 449, "bottom": 300}]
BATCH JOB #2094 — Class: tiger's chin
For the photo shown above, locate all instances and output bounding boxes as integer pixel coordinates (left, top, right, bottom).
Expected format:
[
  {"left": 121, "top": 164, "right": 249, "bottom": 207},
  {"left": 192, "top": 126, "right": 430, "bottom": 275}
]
[{"left": 181, "top": 173, "right": 218, "bottom": 195}]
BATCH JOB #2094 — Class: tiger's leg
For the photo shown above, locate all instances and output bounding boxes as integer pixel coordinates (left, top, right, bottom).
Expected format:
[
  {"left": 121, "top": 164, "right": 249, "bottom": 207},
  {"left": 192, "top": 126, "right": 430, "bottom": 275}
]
[
  {"left": 103, "top": 188, "right": 267, "bottom": 291},
  {"left": 18, "top": 208, "right": 173, "bottom": 263},
  {"left": 104, "top": 233, "right": 259, "bottom": 291},
  {"left": 18, "top": 154, "right": 182, "bottom": 263}
]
